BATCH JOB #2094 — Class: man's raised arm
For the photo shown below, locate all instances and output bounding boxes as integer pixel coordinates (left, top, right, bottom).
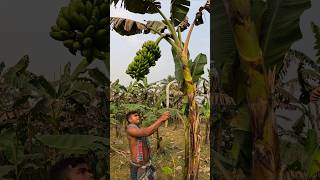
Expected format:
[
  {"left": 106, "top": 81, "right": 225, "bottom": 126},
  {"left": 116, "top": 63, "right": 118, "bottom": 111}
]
[{"left": 127, "top": 111, "right": 170, "bottom": 137}]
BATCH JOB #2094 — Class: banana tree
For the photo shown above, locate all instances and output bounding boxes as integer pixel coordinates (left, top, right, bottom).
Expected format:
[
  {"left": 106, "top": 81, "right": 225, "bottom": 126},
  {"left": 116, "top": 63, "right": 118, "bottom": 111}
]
[
  {"left": 275, "top": 24, "right": 320, "bottom": 177},
  {"left": 110, "top": 1, "right": 209, "bottom": 178},
  {"left": 212, "top": 0, "right": 310, "bottom": 179}
]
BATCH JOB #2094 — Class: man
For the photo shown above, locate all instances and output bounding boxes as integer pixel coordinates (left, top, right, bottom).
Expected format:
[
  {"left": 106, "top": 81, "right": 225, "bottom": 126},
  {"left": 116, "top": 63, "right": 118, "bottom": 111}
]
[
  {"left": 49, "top": 157, "right": 94, "bottom": 180},
  {"left": 126, "top": 111, "right": 170, "bottom": 180}
]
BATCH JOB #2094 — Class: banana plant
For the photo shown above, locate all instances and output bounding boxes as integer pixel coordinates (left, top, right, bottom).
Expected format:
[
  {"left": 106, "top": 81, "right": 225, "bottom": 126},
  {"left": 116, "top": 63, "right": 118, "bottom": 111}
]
[
  {"left": 275, "top": 23, "right": 320, "bottom": 177},
  {"left": 212, "top": 0, "right": 311, "bottom": 179},
  {"left": 110, "top": 1, "right": 209, "bottom": 178}
]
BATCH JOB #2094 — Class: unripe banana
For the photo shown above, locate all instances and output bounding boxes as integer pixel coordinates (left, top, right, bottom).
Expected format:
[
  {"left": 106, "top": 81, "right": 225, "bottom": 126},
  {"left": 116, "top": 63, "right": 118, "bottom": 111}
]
[
  {"left": 56, "top": 15, "right": 71, "bottom": 31},
  {"left": 63, "top": 39, "right": 74, "bottom": 49},
  {"left": 73, "top": 41, "right": 82, "bottom": 50},
  {"left": 50, "top": 31, "right": 69, "bottom": 41},
  {"left": 84, "top": 25, "right": 95, "bottom": 37},
  {"left": 85, "top": 1, "right": 93, "bottom": 18},
  {"left": 82, "top": 37, "right": 93, "bottom": 48}
]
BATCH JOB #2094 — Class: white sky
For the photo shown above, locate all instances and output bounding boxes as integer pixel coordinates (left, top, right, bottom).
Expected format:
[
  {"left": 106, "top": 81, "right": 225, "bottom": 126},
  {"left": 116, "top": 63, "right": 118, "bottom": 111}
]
[{"left": 110, "top": 0, "right": 210, "bottom": 85}]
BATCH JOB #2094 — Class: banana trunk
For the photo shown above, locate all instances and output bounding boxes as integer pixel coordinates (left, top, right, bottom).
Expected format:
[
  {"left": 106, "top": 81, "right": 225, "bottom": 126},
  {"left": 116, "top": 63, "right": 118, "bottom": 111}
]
[
  {"left": 178, "top": 50, "right": 201, "bottom": 180},
  {"left": 223, "top": 0, "right": 280, "bottom": 179}
]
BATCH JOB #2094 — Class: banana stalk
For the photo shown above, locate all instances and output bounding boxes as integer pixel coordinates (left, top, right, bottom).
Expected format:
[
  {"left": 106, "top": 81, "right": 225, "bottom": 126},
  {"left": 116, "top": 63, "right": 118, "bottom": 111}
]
[{"left": 223, "top": 0, "right": 280, "bottom": 179}]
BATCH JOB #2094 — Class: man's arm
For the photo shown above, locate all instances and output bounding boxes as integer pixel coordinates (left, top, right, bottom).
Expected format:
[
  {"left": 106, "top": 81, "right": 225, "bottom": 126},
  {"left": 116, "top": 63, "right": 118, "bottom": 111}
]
[{"left": 127, "top": 111, "right": 170, "bottom": 137}]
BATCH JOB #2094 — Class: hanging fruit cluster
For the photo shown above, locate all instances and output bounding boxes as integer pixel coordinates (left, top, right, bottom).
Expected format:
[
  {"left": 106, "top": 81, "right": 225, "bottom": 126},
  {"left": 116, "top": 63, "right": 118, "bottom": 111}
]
[
  {"left": 50, "top": 0, "right": 108, "bottom": 61},
  {"left": 126, "top": 41, "right": 161, "bottom": 81}
]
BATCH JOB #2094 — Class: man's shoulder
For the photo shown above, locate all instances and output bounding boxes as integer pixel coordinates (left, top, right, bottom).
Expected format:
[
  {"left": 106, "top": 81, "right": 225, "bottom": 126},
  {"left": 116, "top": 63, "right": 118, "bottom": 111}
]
[{"left": 127, "top": 124, "right": 139, "bottom": 129}]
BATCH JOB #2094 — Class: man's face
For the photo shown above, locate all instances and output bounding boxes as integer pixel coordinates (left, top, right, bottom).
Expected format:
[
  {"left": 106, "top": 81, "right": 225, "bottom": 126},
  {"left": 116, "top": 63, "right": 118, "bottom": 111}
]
[
  {"left": 65, "top": 163, "right": 94, "bottom": 180},
  {"left": 129, "top": 113, "right": 140, "bottom": 124}
]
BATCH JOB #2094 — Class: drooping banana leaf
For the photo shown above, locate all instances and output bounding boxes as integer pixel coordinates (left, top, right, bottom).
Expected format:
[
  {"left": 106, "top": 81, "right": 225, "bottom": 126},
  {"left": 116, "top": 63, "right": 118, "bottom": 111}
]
[
  {"left": 3, "top": 55, "right": 30, "bottom": 85},
  {"left": 30, "top": 75, "right": 57, "bottom": 98},
  {"left": 111, "top": 17, "right": 169, "bottom": 36},
  {"left": 260, "top": 0, "right": 311, "bottom": 72},
  {"left": 170, "top": 0, "right": 190, "bottom": 26},
  {"left": 211, "top": 0, "right": 238, "bottom": 94},
  {"left": 70, "top": 80, "right": 97, "bottom": 98},
  {"left": 110, "top": 17, "right": 148, "bottom": 36},
  {"left": 71, "top": 58, "right": 91, "bottom": 79},
  {"left": 112, "top": 0, "right": 160, "bottom": 14},
  {"left": 87, "top": 68, "right": 108, "bottom": 86},
  {"left": 146, "top": 21, "right": 167, "bottom": 34}
]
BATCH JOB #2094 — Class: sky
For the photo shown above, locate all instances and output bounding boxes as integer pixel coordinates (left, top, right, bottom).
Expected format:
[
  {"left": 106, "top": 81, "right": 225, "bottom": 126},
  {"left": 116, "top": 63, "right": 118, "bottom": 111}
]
[{"left": 110, "top": 0, "right": 210, "bottom": 85}]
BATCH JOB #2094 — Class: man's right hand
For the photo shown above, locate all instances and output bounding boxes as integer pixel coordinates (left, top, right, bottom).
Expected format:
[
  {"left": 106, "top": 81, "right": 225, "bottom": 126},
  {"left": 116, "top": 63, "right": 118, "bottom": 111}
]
[{"left": 160, "top": 111, "right": 170, "bottom": 122}]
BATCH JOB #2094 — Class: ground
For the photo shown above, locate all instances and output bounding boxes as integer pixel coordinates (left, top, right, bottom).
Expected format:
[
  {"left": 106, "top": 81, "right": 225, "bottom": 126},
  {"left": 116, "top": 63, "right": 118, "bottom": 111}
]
[{"left": 110, "top": 123, "right": 210, "bottom": 179}]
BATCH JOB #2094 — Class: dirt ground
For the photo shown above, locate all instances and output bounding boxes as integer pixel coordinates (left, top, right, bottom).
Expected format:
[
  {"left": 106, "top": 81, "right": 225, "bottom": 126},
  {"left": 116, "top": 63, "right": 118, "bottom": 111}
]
[{"left": 110, "top": 123, "right": 210, "bottom": 179}]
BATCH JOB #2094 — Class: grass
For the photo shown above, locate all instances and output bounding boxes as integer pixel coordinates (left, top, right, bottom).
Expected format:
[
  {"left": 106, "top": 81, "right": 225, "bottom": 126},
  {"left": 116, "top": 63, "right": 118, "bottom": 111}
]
[{"left": 110, "top": 123, "right": 210, "bottom": 179}]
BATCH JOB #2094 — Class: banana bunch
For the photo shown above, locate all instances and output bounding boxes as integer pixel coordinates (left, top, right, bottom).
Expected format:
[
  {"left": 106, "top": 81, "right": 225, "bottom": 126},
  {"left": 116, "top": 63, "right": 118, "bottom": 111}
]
[
  {"left": 50, "top": 0, "right": 109, "bottom": 61},
  {"left": 126, "top": 41, "right": 161, "bottom": 81}
]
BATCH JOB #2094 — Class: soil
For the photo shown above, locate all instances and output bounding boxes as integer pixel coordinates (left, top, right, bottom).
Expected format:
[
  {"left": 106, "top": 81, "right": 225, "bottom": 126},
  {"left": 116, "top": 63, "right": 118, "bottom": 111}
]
[{"left": 110, "top": 123, "right": 210, "bottom": 179}]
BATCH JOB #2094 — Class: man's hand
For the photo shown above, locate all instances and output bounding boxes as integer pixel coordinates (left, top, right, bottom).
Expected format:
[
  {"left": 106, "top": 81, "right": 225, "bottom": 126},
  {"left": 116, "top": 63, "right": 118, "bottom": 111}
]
[{"left": 159, "top": 111, "right": 170, "bottom": 122}]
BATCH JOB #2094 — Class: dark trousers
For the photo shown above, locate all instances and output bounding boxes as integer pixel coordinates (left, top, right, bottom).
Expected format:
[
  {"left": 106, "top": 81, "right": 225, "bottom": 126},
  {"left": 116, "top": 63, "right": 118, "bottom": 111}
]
[{"left": 130, "top": 163, "right": 156, "bottom": 180}]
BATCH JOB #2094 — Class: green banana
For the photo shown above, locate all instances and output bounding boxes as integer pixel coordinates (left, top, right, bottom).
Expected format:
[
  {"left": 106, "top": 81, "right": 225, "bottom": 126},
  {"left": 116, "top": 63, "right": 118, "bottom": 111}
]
[
  {"left": 84, "top": 25, "right": 95, "bottom": 37},
  {"left": 50, "top": 31, "right": 70, "bottom": 41},
  {"left": 97, "top": 18, "right": 108, "bottom": 28},
  {"left": 83, "top": 37, "right": 93, "bottom": 48},
  {"left": 92, "top": 6, "right": 100, "bottom": 20},
  {"left": 94, "top": 29, "right": 108, "bottom": 44},
  {"left": 99, "top": 3, "right": 108, "bottom": 18},
  {"left": 74, "top": 0, "right": 86, "bottom": 14},
  {"left": 85, "top": 1, "right": 93, "bottom": 18},
  {"left": 126, "top": 41, "right": 161, "bottom": 80},
  {"left": 63, "top": 39, "right": 74, "bottom": 49},
  {"left": 51, "top": 25, "right": 60, "bottom": 32},
  {"left": 73, "top": 41, "right": 82, "bottom": 50},
  {"left": 56, "top": 15, "right": 71, "bottom": 31}
]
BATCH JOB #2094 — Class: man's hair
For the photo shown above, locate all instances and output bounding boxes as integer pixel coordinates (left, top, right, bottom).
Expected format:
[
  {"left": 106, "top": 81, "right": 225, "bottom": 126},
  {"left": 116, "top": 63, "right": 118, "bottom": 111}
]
[
  {"left": 49, "top": 157, "right": 87, "bottom": 180},
  {"left": 126, "top": 110, "right": 139, "bottom": 123}
]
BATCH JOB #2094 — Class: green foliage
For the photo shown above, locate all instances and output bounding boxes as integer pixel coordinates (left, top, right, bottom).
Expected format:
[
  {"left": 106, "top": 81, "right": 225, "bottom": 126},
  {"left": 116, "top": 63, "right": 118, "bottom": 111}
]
[
  {"left": 0, "top": 56, "right": 107, "bottom": 179},
  {"left": 36, "top": 134, "right": 107, "bottom": 154},
  {"left": 306, "top": 130, "right": 320, "bottom": 178},
  {"left": 126, "top": 41, "right": 161, "bottom": 81},
  {"left": 161, "top": 166, "right": 173, "bottom": 175},
  {"left": 211, "top": 0, "right": 311, "bottom": 178},
  {"left": 170, "top": 0, "right": 190, "bottom": 26},
  {"left": 172, "top": 50, "right": 207, "bottom": 87},
  {"left": 260, "top": 0, "right": 311, "bottom": 72},
  {"left": 112, "top": 0, "right": 160, "bottom": 14},
  {"left": 311, "top": 22, "right": 320, "bottom": 63},
  {"left": 190, "top": 53, "right": 207, "bottom": 83},
  {"left": 171, "top": 47, "right": 184, "bottom": 84},
  {"left": 211, "top": 0, "right": 238, "bottom": 94}
]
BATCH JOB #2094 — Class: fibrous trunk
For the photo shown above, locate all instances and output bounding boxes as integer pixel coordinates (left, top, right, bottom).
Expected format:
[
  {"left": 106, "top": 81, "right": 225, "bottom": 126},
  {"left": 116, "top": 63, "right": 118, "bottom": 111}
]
[
  {"left": 222, "top": 0, "right": 280, "bottom": 179},
  {"left": 179, "top": 51, "right": 201, "bottom": 180}
]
